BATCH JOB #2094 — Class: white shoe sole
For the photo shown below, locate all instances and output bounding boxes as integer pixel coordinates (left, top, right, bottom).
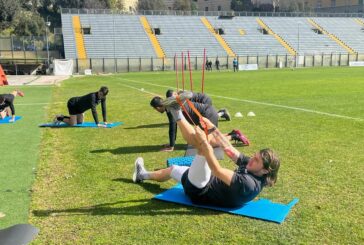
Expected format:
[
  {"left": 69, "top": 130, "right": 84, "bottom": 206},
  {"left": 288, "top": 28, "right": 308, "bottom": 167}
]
[{"left": 132, "top": 157, "right": 144, "bottom": 183}]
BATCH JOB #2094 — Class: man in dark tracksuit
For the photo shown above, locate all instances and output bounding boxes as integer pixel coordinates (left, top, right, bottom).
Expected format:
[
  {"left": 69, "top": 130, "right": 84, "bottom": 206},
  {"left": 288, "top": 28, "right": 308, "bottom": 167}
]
[
  {"left": 0, "top": 90, "right": 24, "bottom": 122},
  {"left": 156, "top": 90, "right": 230, "bottom": 151},
  {"left": 151, "top": 91, "right": 244, "bottom": 152},
  {"left": 54, "top": 86, "right": 109, "bottom": 127}
]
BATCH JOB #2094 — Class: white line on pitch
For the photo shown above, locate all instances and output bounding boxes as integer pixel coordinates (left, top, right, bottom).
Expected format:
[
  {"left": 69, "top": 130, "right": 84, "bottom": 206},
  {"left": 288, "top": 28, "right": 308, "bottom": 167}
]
[
  {"left": 119, "top": 83, "right": 161, "bottom": 97},
  {"left": 118, "top": 78, "right": 364, "bottom": 122},
  {"left": 15, "top": 102, "right": 64, "bottom": 106}
]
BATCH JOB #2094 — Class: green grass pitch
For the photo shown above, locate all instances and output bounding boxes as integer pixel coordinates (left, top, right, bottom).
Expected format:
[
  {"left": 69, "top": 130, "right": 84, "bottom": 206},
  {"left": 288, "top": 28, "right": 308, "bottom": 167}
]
[{"left": 1, "top": 67, "right": 363, "bottom": 244}]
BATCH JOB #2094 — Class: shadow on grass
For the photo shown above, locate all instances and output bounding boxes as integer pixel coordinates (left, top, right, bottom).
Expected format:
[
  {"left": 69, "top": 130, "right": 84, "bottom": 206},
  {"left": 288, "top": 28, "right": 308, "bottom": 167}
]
[
  {"left": 123, "top": 123, "right": 168, "bottom": 130},
  {"left": 90, "top": 144, "right": 186, "bottom": 155},
  {"left": 112, "top": 178, "right": 167, "bottom": 194},
  {"left": 32, "top": 198, "right": 218, "bottom": 217},
  {"left": 32, "top": 182, "right": 218, "bottom": 217}
]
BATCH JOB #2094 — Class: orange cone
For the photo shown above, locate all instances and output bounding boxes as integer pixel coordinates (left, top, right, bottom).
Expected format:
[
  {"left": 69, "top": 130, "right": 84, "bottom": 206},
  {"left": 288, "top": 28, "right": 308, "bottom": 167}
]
[{"left": 0, "top": 65, "right": 9, "bottom": 86}]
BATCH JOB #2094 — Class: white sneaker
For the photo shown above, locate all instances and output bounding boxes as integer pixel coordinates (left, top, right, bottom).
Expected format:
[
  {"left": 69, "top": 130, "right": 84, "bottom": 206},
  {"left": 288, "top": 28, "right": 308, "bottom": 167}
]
[{"left": 132, "top": 157, "right": 145, "bottom": 183}]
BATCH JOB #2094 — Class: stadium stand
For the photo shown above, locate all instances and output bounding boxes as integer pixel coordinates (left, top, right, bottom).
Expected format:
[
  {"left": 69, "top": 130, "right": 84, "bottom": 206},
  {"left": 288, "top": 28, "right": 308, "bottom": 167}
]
[
  {"left": 312, "top": 18, "right": 364, "bottom": 53},
  {"left": 62, "top": 14, "right": 157, "bottom": 58},
  {"left": 61, "top": 13, "right": 364, "bottom": 59},
  {"left": 261, "top": 17, "right": 348, "bottom": 54},
  {"left": 206, "top": 16, "right": 290, "bottom": 56},
  {"left": 61, "top": 14, "right": 78, "bottom": 59},
  {"left": 146, "top": 15, "right": 228, "bottom": 57}
]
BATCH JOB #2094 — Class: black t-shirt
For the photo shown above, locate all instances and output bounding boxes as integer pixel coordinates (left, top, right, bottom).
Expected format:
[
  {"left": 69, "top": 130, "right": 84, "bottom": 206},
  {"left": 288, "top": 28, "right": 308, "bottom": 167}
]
[
  {"left": 181, "top": 153, "right": 265, "bottom": 208},
  {"left": 67, "top": 92, "right": 106, "bottom": 124},
  {"left": 0, "top": 94, "right": 15, "bottom": 115}
]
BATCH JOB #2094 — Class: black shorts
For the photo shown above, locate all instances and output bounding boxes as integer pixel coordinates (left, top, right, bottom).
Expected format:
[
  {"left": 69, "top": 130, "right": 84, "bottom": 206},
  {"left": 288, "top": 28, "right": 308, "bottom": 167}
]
[
  {"left": 181, "top": 170, "right": 210, "bottom": 205},
  {"left": 67, "top": 98, "right": 81, "bottom": 115}
]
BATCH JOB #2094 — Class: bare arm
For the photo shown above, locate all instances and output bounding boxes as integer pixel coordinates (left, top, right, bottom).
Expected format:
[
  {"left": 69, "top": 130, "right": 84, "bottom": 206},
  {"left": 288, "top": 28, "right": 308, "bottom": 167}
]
[
  {"left": 200, "top": 117, "right": 241, "bottom": 164},
  {"left": 211, "top": 128, "right": 241, "bottom": 163}
]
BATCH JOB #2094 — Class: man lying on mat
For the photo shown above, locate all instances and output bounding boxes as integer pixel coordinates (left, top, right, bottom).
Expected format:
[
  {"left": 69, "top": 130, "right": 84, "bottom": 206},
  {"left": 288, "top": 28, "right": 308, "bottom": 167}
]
[
  {"left": 53, "top": 86, "right": 109, "bottom": 127},
  {"left": 0, "top": 90, "right": 24, "bottom": 122},
  {"left": 133, "top": 92, "right": 280, "bottom": 208},
  {"left": 151, "top": 90, "right": 245, "bottom": 152}
]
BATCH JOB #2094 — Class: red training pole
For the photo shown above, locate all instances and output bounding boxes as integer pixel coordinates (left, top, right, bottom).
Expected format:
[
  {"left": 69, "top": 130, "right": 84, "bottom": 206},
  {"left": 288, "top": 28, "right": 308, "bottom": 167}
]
[
  {"left": 201, "top": 48, "right": 206, "bottom": 93},
  {"left": 175, "top": 54, "right": 178, "bottom": 90},
  {"left": 181, "top": 52, "right": 185, "bottom": 91},
  {"left": 188, "top": 51, "right": 193, "bottom": 92}
]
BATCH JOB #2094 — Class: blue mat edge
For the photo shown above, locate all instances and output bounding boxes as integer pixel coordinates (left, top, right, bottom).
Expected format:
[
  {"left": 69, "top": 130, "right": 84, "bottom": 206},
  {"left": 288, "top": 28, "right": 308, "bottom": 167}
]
[
  {"left": 0, "top": 116, "right": 22, "bottom": 124},
  {"left": 38, "top": 122, "right": 123, "bottom": 128},
  {"left": 154, "top": 184, "right": 299, "bottom": 224}
]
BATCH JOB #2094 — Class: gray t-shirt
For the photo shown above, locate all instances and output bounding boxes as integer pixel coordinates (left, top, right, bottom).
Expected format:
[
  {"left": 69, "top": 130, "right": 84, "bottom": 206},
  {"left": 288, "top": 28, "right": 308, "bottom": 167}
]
[{"left": 181, "top": 153, "right": 264, "bottom": 208}]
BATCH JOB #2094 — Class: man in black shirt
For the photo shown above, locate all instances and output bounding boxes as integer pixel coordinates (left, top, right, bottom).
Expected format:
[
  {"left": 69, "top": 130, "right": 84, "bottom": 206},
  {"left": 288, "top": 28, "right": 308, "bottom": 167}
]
[
  {"left": 151, "top": 90, "right": 233, "bottom": 152},
  {"left": 54, "top": 86, "right": 109, "bottom": 127},
  {"left": 0, "top": 90, "right": 24, "bottom": 122},
  {"left": 133, "top": 95, "right": 280, "bottom": 208},
  {"left": 215, "top": 58, "right": 220, "bottom": 71}
]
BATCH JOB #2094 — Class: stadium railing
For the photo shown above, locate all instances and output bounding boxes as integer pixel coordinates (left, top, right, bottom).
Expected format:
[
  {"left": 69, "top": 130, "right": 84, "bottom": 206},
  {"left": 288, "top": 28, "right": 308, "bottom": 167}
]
[
  {"left": 60, "top": 8, "right": 364, "bottom": 18},
  {"left": 69, "top": 53, "right": 364, "bottom": 74}
]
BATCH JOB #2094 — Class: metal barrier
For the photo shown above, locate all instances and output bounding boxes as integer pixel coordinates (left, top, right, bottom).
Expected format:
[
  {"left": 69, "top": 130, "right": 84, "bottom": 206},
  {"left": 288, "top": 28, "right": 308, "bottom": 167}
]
[
  {"left": 71, "top": 53, "right": 364, "bottom": 74},
  {"left": 61, "top": 8, "right": 364, "bottom": 18}
]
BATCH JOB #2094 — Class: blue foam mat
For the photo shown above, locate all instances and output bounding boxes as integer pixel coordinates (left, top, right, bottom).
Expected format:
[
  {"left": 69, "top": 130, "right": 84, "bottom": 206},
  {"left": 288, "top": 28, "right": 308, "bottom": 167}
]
[
  {"left": 154, "top": 184, "right": 299, "bottom": 224},
  {"left": 167, "top": 156, "right": 195, "bottom": 167},
  {"left": 0, "top": 116, "right": 22, "bottom": 124},
  {"left": 39, "top": 122, "right": 123, "bottom": 128}
]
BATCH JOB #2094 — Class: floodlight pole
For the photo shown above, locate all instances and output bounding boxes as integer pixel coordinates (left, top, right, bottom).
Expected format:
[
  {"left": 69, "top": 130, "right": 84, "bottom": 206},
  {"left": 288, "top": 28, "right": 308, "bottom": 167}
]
[
  {"left": 46, "top": 16, "right": 51, "bottom": 66},
  {"left": 296, "top": 23, "right": 300, "bottom": 68}
]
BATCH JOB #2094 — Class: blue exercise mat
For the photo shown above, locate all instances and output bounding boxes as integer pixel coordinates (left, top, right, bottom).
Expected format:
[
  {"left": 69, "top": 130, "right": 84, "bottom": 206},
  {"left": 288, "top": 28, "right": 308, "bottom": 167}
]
[
  {"left": 0, "top": 116, "right": 22, "bottom": 124},
  {"left": 167, "top": 156, "right": 195, "bottom": 167},
  {"left": 39, "top": 122, "right": 123, "bottom": 128},
  {"left": 154, "top": 184, "right": 299, "bottom": 224}
]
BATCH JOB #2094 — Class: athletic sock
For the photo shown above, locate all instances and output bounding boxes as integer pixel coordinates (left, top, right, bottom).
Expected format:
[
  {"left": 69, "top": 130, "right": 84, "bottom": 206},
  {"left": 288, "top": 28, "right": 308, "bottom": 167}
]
[
  {"left": 217, "top": 112, "right": 224, "bottom": 117},
  {"left": 140, "top": 172, "right": 150, "bottom": 180}
]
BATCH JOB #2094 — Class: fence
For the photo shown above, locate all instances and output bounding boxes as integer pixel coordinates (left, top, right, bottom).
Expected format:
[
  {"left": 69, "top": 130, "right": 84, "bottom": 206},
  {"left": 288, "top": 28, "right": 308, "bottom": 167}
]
[
  {"left": 0, "top": 36, "right": 63, "bottom": 60},
  {"left": 61, "top": 8, "right": 364, "bottom": 18},
  {"left": 71, "top": 53, "right": 364, "bottom": 74}
]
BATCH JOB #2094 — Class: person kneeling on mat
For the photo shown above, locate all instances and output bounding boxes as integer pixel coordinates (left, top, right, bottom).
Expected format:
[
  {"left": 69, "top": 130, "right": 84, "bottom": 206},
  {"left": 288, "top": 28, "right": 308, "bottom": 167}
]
[
  {"left": 0, "top": 90, "right": 24, "bottom": 122},
  {"left": 150, "top": 91, "right": 248, "bottom": 152},
  {"left": 54, "top": 86, "right": 109, "bottom": 127},
  {"left": 134, "top": 93, "right": 280, "bottom": 208}
]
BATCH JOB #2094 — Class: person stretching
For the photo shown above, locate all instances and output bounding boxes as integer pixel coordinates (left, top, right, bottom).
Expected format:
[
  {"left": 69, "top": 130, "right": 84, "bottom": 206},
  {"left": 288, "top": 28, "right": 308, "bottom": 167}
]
[
  {"left": 0, "top": 90, "right": 24, "bottom": 122},
  {"left": 133, "top": 93, "right": 280, "bottom": 208},
  {"left": 54, "top": 86, "right": 109, "bottom": 127}
]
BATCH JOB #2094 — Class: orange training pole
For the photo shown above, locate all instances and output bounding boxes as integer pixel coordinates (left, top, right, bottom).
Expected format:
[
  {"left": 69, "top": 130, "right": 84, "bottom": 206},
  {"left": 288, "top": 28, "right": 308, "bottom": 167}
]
[
  {"left": 181, "top": 52, "right": 185, "bottom": 91},
  {"left": 201, "top": 48, "right": 206, "bottom": 93},
  {"left": 188, "top": 51, "right": 193, "bottom": 92},
  {"left": 175, "top": 54, "right": 178, "bottom": 90}
]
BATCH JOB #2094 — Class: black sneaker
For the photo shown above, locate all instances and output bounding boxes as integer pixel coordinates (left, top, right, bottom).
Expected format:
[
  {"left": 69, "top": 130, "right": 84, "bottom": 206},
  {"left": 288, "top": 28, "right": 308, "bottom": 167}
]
[
  {"left": 227, "top": 129, "right": 235, "bottom": 136},
  {"left": 222, "top": 109, "right": 231, "bottom": 121},
  {"left": 53, "top": 114, "right": 64, "bottom": 125},
  {"left": 132, "top": 157, "right": 146, "bottom": 183},
  {"left": 218, "top": 109, "right": 231, "bottom": 121}
]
